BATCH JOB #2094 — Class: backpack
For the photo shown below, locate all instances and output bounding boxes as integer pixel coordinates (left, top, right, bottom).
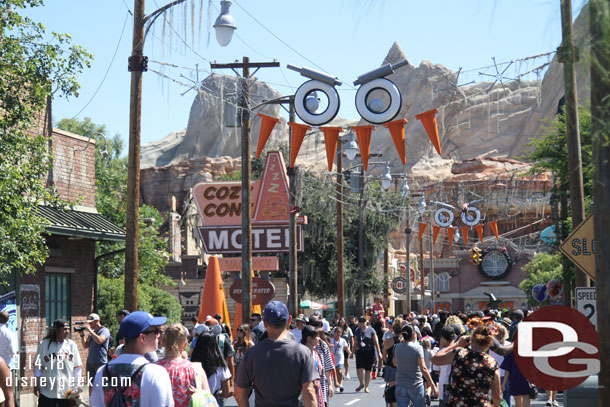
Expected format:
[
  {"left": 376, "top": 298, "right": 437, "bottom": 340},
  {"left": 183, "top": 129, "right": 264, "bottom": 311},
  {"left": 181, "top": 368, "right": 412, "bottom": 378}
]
[
  {"left": 103, "top": 363, "right": 149, "bottom": 407},
  {"left": 355, "top": 327, "right": 374, "bottom": 351}
]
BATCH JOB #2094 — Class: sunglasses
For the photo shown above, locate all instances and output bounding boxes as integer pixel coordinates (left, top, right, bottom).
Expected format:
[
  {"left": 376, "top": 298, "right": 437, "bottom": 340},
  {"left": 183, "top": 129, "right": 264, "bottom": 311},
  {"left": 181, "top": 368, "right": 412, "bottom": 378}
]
[{"left": 142, "top": 328, "right": 161, "bottom": 336}]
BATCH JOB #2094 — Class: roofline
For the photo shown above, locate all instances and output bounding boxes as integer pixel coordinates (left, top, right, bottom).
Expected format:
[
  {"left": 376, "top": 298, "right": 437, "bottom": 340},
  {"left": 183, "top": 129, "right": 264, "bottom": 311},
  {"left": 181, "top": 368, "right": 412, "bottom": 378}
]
[{"left": 45, "top": 226, "right": 125, "bottom": 242}]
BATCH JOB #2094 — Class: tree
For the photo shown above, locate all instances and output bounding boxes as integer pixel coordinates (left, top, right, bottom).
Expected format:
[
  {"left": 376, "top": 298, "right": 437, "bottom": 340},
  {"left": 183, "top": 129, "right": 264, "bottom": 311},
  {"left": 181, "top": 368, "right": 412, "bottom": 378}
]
[
  {"left": 0, "top": 0, "right": 91, "bottom": 278},
  {"left": 519, "top": 252, "right": 563, "bottom": 306},
  {"left": 56, "top": 117, "right": 181, "bottom": 336}
]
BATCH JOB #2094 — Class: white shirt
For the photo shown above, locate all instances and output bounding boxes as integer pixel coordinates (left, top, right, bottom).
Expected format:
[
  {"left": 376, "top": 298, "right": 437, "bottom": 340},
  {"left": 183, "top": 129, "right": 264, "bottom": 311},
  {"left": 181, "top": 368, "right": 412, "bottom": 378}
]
[
  {"left": 207, "top": 366, "right": 232, "bottom": 395},
  {"left": 330, "top": 337, "right": 348, "bottom": 366},
  {"left": 0, "top": 323, "right": 17, "bottom": 369},
  {"left": 35, "top": 338, "right": 83, "bottom": 399},
  {"left": 290, "top": 328, "right": 303, "bottom": 344},
  {"left": 322, "top": 319, "right": 330, "bottom": 332},
  {"left": 90, "top": 353, "right": 174, "bottom": 407}
]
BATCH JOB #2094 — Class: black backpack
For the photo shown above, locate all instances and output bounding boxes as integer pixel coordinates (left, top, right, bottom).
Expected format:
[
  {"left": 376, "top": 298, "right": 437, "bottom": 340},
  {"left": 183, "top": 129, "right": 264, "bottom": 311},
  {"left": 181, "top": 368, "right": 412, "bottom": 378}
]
[{"left": 103, "top": 363, "right": 149, "bottom": 406}]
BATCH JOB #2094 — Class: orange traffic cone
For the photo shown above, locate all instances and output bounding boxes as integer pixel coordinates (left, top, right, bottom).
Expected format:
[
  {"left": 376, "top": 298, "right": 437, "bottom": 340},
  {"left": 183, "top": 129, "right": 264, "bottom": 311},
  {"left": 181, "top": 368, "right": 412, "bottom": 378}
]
[
  {"left": 256, "top": 114, "right": 280, "bottom": 158},
  {"left": 447, "top": 227, "right": 455, "bottom": 248},
  {"left": 433, "top": 225, "right": 441, "bottom": 244},
  {"left": 383, "top": 118, "right": 408, "bottom": 165},
  {"left": 460, "top": 226, "right": 469, "bottom": 247},
  {"left": 198, "top": 256, "right": 231, "bottom": 329},
  {"left": 288, "top": 122, "right": 312, "bottom": 168},
  {"left": 488, "top": 221, "right": 499, "bottom": 240},
  {"left": 475, "top": 224, "right": 485, "bottom": 243},
  {"left": 415, "top": 108, "right": 442, "bottom": 156},
  {"left": 320, "top": 126, "right": 343, "bottom": 171},
  {"left": 418, "top": 222, "right": 428, "bottom": 241},
  {"left": 352, "top": 125, "right": 375, "bottom": 170}
]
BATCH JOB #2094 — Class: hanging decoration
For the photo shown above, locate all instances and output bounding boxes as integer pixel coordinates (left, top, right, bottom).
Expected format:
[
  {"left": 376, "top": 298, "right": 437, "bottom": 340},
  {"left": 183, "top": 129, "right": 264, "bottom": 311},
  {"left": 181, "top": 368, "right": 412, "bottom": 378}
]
[
  {"left": 447, "top": 227, "right": 455, "bottom": 248},
  {"left": 461, "top": 199, "right": 483, "bottom": 226},
  {"left": 433, "top": 203, "right": 455, "bottom": 227},
  {"left": 475, "top": 224, "right": 485, "bottom": 243},
  {"left": 432, "top": 225, "right": 441, "bottom": 244},
  {"left": 460, "top": 226, "right": 470, "bottom": 247},
  {"left": 488, "top": 220, "right": 499, "bottom": 240},
  {"left": 547, "top": 279, "right": 563, "bottom": 300},
  {"left": 382, "top": 119, "right": 408, "bottom": 164},
  {"left": 353, "top": 60, "right": 409, "bottom": 124},
  {"left": 415, "top": 108, "right": 442, "bottom": 155},
  {"left": 418, "top": 222, "right": 428, "bottom": 241},
  {"left": 287, "top": 65, "right": 342, "bottom": 126},
  {"left": 352, "top": 125, "right": 375, "bottom": 170},
  {"left": 287, "top": 122, "right": 312, "bottom": 168},
  {"left": 320, "top": 126, "right": 344, "bottom": 171},
  {"left": 256, "top": 114, "right": 280, "bottom": 158}
]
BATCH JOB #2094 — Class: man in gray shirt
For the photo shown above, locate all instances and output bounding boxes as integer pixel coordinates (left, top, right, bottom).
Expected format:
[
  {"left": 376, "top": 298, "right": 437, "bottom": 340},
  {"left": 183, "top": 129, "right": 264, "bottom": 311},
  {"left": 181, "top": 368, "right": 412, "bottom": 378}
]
[
  {"left": 235, "top": 301, "right": 318, "bottom": 407},
  {"left": 393, "top": 324, "right": 437, "bottom": 407}
]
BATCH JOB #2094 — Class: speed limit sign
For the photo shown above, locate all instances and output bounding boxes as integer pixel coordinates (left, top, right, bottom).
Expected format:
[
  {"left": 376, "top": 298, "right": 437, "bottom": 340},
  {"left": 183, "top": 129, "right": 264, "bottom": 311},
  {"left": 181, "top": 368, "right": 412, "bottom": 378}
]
[{"left": 575, "top": 287, "right": 597, "bottom": 330}]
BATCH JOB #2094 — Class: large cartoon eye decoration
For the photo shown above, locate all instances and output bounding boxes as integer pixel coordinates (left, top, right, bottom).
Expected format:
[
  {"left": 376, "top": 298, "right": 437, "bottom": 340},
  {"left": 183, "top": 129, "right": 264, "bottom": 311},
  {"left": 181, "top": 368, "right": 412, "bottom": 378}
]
[
  {"left": 287, "top": 65, "right": 342, "bottom": 126},
  {"left": 353, "top": 60, "right": 409, "bottom": 124},
  {"left": 434, "top": 207, "right": 455, "bottom": 227},
  {"left": 461, "top": 201, "right": 482, "bottom": 226}
]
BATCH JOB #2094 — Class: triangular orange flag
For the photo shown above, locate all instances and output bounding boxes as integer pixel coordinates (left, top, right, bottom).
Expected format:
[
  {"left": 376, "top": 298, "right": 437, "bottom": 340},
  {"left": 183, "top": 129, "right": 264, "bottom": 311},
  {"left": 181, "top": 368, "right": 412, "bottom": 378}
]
[
  {"left": 432, "top": 225, "right": 441, "bottom": 244},
  {"left": 288, "top": 122, "right": 312, "bottom": 168},
  {"left": 418, "top": 222, "right": 428, "bottom": 241},
  {"left": 488, "top": 221, "right": 499, "bottom": 240},
  {"left": 447, "top": 227, "right": 455, "bottom": 248},
  {"left": 382, "top": 119, "right": 408, "bottom": 165},
  {"left": 256, "top": 114, "right": 280, "bottom": 158},
  {"left": 460, "top": 226, "right": 470, "bottom": 247},
  {"left": 320, "top": 126, "right": 343, "bottom": 171},
  {"left": 475, "top": 224, "right": 485, "bottom": 243},
  {"left": 352, "top": 125, "right": 375, "bottom": 170},
  {"left": 415, "top": 108, "right": 442, "bottom": 156},
  {"left": 198, "top": 256, "right": 231, "bottom": 329}
]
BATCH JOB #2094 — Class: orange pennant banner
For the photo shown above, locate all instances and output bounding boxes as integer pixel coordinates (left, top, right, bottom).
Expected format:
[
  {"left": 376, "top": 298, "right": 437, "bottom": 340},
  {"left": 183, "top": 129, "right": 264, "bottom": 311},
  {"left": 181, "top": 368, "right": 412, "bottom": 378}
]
[
  {"left": 415, "top": 108, "right": 442, "bottom": 156},
  {"left": 256, "top": 114, "right": 280, "bottom": 158},
  {"left": 460, "top": 226, "right": 470, "bottom": 247},
  {"left": 475, "top": 224, "right": 485, "bottom": 243},
  {"left": 433, "top": 225, "right": 441, "bottom": 244},
  {"left": 447, "top": 227, "right": 455, "bottom": 248},
  {"left": 488, "top": 221, "right": 499, "bottom": 240},
  {"left": 383, "top": 119, "right": 408, "bottom": 165},
  {"left": 320, "top": 126, "right": 343, "bottom": 171},
  {"left": 418, "top": 222, "right": 428, "bottom": 241},
  {"left": 352, "top": 125, "right": 375, "bottom": 170},
  {"left": 288, "top": 122, "right": 312, "bottom": 167}
]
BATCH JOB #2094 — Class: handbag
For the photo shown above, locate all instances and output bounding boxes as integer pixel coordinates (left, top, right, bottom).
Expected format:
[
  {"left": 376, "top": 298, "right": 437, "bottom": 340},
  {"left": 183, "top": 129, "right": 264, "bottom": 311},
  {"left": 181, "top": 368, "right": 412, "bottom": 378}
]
[
  {"left": 528, "top": 383, "right": 539, "bottom": 399},
  {"left": 383, "top": 383, "right": 396, "bottom": 403}
]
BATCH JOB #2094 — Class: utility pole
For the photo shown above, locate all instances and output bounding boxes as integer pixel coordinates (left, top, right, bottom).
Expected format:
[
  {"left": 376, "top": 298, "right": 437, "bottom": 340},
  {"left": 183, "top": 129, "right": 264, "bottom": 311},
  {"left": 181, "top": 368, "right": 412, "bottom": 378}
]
[
  {"left": 590, "top": 0, "right": 610, "bottom": 404},
  {"left": 336, "top": 141, "right": 345, "bottom": 318},
  {"left": 559, "top": 0, "right": 588, "bottom": 288},
  {"left": 405, "top": 215, "right": 412, "bottom": 315},
  {"left": 288, "top": 101, "right": 298, "bottom": 318},
  {"left": 429, "top": 220, "right": 435, "bottom": 305},
  {"left": 420, "top": 235, "right": 425, "bottom": 314},
  {"left": 357, "top": 169, "right": 366, "bottom": 315},
  {"left": 210, "top": 58, "right": 279, "bottom": 322}
]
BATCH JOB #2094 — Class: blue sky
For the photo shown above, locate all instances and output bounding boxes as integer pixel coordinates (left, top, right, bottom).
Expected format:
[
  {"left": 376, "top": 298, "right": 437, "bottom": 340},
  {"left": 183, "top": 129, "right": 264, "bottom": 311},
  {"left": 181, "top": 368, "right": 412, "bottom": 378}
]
[{"left": 26, "top": 0, "right": 587, "bottom": 148}]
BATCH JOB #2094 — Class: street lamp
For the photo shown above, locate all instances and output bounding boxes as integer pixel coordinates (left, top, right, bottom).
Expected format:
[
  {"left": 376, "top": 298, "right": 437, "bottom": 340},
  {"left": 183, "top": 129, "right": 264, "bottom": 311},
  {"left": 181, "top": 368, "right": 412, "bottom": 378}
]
[
  {"left": 381, "top": 165, "right": 392, "bottom": 190},
  {"left": 214, "top": 0, "right": 237, "bottom": 47},
  {"left": 400, "top": 177, "right": 410, "bottom": 199},
  {"left": 344, "top": 132, "right": 359, "bottom": 161}
]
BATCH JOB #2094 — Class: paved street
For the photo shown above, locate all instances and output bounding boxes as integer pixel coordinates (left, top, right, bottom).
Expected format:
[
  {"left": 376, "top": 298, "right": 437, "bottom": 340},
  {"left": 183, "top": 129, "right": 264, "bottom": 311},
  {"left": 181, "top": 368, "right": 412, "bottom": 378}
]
[{"left": 225, "top": 373, "right": 565, "bottom": 406}]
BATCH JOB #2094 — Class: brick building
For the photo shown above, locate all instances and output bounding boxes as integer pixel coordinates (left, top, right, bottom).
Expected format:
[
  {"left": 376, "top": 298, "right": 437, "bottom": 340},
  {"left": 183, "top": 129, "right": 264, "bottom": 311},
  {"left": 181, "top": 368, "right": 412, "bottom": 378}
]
[{"left": 0, "top": 128, "right": 124, "bottom": 405}]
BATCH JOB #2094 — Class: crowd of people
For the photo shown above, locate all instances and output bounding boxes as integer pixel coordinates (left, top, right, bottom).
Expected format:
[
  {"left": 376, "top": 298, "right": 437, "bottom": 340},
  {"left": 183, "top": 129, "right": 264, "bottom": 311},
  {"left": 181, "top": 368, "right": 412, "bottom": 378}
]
[{"left": 0, "top": 300, "right": 564, "bottom": 407}]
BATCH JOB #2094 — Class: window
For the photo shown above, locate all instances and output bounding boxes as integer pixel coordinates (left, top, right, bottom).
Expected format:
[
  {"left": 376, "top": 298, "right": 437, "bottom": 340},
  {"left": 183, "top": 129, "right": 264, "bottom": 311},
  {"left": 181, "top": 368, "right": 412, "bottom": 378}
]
[
  {"left": 435, "top": 272, "right": 450, "bottom": 292},
  {"left": 45, "top": 273, "right": 71, "bottom": 328}
]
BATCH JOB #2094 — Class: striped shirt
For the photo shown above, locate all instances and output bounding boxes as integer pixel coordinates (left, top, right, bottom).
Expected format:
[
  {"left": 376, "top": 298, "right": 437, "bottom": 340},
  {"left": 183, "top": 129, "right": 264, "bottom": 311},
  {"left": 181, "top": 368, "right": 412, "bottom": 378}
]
[{"left": 316, "top": 340, "right": 335, "bottom": 403}]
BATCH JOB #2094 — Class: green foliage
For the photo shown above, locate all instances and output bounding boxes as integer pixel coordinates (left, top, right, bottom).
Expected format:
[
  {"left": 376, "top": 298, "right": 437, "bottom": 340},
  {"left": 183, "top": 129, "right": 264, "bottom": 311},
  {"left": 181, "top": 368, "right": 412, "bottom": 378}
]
[
  {"left": 519, "top": 252, "right": 563, "bottom": 306},
  {"left": 0, "top": 1, "right": 91, "bottom": 278}
]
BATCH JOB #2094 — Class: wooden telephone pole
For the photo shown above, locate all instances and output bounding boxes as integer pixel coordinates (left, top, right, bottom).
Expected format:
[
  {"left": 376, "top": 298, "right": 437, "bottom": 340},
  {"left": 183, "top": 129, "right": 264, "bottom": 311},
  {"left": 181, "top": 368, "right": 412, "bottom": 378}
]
[{"left": 210, "top": 58, "right": 279, "bottom": 322}]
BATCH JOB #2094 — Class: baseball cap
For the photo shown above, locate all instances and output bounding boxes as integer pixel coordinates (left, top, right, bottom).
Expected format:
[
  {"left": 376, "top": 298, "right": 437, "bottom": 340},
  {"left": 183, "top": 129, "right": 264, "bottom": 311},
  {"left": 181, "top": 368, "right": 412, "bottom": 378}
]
[
  {"left": 262, "top": 301, "right": 290, "bottom": 324},
  {"left": 440, "top": 325, "right": 456, "bottom": 341},
  {"left": 295, "top": 314, "right": 307, "bottom": 322},
  {"left": 116, "top": 309, "right": 130, "bottom": 317},
  {"left": 512, "top": 309, "right": 524, "bottom": 318},
  {"left": 53, "top": 318, "right": 69, "bottom": 329},
  {"left": 86, "top": 313, "right": 100, "bottom": 322},
  {"left": 119, "top": 311, "right": 167, "bottom": 339},
  {"left": 499, "top": 317, "right": 512, "bottom": 328},
  {"left": 195, "top": 324, "right": 209, "bottom": 335},
  {"left": 211, "top": 324, "right": 223, "bottom": 335},
  {"left": 401, "top": 324, "right": 414, "bottom": 338}
]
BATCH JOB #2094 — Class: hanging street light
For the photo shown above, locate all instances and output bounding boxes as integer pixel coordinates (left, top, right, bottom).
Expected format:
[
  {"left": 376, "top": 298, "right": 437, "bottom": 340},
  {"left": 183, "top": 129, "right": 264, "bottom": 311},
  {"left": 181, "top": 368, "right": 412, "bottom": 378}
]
[
  {"left": 344, "top": 132, "right": 359, "bottom": 161},
  {"left": 417, "top": 194, "right": 427, "bottom": 216},
  {"left": 381, "top": 165, "right": 392, "bottom": 190},
  {"left": 400, "top": 177, "right": 410, "bottom": 199},
  {"left": 214, "top": 0, "right": 237, "bottom": 47}
]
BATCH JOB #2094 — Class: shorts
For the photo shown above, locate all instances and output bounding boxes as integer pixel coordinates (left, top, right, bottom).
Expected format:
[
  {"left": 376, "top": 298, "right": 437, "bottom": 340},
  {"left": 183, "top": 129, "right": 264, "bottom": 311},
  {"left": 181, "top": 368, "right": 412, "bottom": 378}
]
[
  {"left": 335, "top": 364, "right": 344, "bottom": 370},
  {"left": 38, "top": 394, "right": 70, "bottom": 407},
  {"left": 356, "top": 350, "right": 375, "bottom": 371},
  {"left": 383, "top": 366, "right": 397, "bottom": 382},
  {"left": 86, "top": 361, "right": 104, "bottom": 383},
  {"left": 343, "top": 349, "right": 349, "bottom": 360}
]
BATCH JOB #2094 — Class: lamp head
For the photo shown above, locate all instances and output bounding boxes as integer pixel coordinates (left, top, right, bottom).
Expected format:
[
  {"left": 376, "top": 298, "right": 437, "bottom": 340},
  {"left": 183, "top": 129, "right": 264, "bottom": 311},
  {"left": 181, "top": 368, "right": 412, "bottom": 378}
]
[
  {"left": 417, "top": 194, "right": 427, "bottom": 215},
  {"left": 343, "top": 132, "right": 358, "bottom": 161},
  {"left": 400, "top": 177, "right": 410, "bottom": 198},
  {"left": 381, "top": 165, "right": 392, "bottom": 190},
  {"left": 214, "top": 0, "right": 236, "bottom": 47}
]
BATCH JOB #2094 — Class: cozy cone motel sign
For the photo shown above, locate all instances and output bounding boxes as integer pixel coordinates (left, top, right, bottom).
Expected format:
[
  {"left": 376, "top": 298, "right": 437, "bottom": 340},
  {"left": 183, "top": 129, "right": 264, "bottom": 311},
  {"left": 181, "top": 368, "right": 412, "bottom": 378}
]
[{"left": 193, "top": 151, "right": 306, "bottom": 254}]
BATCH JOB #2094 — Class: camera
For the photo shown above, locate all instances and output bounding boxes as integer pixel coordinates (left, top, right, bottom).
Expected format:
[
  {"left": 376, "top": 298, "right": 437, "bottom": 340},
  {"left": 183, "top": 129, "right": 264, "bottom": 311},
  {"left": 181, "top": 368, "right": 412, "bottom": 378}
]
[{"left": 73, "top": 321, "right": 86, "bottom": 333}]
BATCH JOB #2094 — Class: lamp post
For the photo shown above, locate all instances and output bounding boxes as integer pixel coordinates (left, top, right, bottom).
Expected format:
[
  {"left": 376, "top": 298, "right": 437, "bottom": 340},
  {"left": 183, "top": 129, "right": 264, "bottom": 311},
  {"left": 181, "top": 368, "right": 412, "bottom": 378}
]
[
  {"left": 400, "top": 178, "right": 412, "bottom": 315},
  {"left": 417, "top": 195, "right": 427, "bottom": 314}
]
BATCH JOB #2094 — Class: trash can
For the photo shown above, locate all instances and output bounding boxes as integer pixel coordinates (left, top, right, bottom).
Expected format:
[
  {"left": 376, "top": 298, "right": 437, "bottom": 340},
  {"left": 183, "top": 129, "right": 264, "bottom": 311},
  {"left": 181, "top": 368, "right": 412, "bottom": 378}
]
[{"left": 564, "top": 375, "right": 598, "bottom": 407}]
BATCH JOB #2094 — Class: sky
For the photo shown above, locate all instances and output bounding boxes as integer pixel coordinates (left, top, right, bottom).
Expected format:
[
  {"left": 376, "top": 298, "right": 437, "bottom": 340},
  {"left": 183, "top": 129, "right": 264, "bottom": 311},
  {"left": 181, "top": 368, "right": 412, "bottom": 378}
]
[{"left": 25, "top": 0, "right": 587, "bottom": 149}]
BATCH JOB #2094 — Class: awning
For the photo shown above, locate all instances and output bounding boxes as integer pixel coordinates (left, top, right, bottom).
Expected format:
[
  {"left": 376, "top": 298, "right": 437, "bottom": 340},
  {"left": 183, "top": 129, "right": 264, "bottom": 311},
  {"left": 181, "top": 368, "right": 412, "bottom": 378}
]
[{"left": 38, "top": 206, "right": 125, "bottom": 242}]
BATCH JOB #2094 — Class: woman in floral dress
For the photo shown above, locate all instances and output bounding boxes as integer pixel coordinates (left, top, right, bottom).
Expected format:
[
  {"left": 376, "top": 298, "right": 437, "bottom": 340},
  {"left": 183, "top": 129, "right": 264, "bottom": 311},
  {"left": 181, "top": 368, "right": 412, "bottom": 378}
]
[{"left": 431, "top": 324, "right": 502, "bottom": 407}]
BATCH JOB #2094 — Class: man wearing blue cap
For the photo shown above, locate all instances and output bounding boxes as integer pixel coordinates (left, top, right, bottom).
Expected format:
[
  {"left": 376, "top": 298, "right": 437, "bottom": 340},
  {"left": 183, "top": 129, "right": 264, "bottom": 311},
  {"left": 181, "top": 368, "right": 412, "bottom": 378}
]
[
  {"left": 89, "top": 311, "right": 173, "bottom": 407},
  {"left": 235, "top": 301, "right": 318, "bottom": 407}
]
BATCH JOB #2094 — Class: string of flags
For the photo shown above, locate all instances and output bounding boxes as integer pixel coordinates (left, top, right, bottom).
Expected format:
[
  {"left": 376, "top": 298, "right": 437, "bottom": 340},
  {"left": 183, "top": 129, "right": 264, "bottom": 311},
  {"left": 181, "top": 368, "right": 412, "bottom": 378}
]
[
  {"left": 255, "top": 107, "right": 442, "bottom": 171},
  {"left": 417, "top": 220, "right": 500, "bottom": 247}
]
